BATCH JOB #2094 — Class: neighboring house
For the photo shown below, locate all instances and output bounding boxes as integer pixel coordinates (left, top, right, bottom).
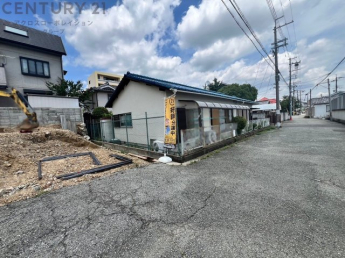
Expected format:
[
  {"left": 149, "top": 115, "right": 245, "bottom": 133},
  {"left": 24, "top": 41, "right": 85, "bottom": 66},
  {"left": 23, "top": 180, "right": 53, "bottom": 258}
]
[
  {"left": 104, "top": 72, "right": 258, "bottom": 155},
  {"left": 310, "top": 96, "right": 330, "bottom": 118},
  {"left": 88, "top": 83, "right": 116, "bottom": 111},
  {"left": 87, "top": 71, "right": 123, "bottom": 88},
  {"left": 0, "top": 18, "right": 67, "bottom": 107},
  {"left": 331, "top": 91, "right": 345, "bottom": 123},
  {"left": 252, "top": 103, "right": 278, "bottom": 119},
  {"left": 257, "top": 97, "right": 276, "bottom": 104}
]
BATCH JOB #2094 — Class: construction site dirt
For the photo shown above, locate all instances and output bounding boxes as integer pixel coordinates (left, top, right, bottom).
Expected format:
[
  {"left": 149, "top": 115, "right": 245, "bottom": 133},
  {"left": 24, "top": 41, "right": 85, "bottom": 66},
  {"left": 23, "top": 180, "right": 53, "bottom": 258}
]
[{"left": 0, "top": 127, "right": 149, "bottom": 206}]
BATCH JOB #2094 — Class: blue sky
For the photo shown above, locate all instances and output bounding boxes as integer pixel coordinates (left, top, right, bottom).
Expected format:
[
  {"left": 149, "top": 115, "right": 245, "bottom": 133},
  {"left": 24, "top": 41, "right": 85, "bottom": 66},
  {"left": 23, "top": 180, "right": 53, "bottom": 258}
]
[{"left": 1, "top": 0, "right": 345, "bottom": 100}]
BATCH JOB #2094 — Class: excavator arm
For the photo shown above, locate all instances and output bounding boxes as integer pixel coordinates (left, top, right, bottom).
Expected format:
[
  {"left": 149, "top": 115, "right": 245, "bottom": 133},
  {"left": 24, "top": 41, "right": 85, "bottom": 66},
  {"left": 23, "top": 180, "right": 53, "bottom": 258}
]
[{"left": 0, "top": 89, "right": 39, "bottom": 130}]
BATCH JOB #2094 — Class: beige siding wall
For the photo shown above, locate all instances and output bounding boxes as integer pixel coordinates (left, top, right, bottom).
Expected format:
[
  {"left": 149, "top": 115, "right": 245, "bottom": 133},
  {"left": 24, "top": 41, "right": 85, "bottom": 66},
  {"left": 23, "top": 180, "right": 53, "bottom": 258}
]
[
  {"left": 112, "top": 81, "right": 165, "bottom": 118},
  {"left": 0, "top": 43, "right": 63, "bottom": 93},
  {"left": 111, "top": 81, "right": 166, "bottom": 144}
]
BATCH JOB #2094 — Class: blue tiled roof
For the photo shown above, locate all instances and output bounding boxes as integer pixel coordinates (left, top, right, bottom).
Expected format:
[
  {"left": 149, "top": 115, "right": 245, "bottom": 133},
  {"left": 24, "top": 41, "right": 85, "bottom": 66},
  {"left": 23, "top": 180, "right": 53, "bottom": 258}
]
[{"left": 106, "top": 72, "right": 256, "bottom": 107}]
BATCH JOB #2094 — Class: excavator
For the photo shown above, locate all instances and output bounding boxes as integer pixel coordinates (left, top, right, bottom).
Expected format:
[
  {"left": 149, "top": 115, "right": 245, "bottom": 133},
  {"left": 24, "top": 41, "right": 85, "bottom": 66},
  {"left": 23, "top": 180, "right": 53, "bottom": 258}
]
[{"left": 0, "top": 88, "right": 39, "bottom": 132}]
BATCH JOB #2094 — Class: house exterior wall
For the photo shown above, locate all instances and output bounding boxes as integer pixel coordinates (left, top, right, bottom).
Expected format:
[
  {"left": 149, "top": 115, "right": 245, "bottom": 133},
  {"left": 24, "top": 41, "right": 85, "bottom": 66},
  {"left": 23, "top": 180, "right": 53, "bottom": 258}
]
[
  {"left": 314, "top": 104, "right": 329, "bottom": 118},
  {"left": 97, "top": 92, "right": 111, "bottom": 108},
  {"left": 0, "top": 43, "right": 63, "bottom": 92},
  {"left": 0, "top": 43, "right": 63, "bottom": 107},
  {"left": 28, "top": 95, "right": 79, "bottom": 108},
  {"left": 333, "top": 110, "right": 345, "bottom": 122},
  {"left": 109, "top": 83, "right": 253, "bottom": 146},
  {"left": 111, "top": 81, "right": 166, "bottom": 144}
]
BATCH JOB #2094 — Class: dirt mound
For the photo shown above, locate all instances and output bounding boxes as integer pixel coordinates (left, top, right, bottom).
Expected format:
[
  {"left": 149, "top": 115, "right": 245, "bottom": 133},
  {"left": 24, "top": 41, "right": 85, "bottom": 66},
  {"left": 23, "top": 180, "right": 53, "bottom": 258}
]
[{"left": 0, "top": 127, "right": 148, "bottom": 206}]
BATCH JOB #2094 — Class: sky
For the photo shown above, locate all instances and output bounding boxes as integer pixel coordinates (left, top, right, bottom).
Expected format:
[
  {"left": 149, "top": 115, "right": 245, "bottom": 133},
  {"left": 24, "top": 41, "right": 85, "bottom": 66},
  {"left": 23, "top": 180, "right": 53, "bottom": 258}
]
[{"left": 1, "top": 0, "right": 345, "bottom": 101}]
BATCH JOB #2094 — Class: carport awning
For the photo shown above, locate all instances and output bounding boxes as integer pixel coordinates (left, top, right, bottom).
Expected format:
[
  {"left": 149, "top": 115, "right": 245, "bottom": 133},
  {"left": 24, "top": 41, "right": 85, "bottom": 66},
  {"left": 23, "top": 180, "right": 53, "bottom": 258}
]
[{"left": 194, "top": 100, "right": 250, "bottom": 109}]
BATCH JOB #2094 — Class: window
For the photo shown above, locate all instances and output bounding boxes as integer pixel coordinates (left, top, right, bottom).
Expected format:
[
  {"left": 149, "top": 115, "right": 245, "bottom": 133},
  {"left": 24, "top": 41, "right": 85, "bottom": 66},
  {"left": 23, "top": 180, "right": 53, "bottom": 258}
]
[
  {"left": 20, "top": 57, "right": 50, "bottom": 78},
  {"left": 4, "top": 26, "right": 28, "bottom": 37},
  {"left": 108, "top": 93, "right": 112, "bottom": 100},
  {"left": 114, "top": 113, "right": 132, "bottom": 127}
]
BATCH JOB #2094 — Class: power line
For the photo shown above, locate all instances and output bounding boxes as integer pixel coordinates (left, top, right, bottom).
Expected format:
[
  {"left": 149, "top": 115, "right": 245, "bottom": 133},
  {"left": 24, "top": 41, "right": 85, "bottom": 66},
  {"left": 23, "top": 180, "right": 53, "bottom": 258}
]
[
  {"left": 259, "top": 62, "right": 270, "bottom": 89},
  {"left": 279, "top": 0, "right": 291, "bottom": 58},
  {"left": 315, "top": 56, "right": 345, "bottom": 87},
  {"left": 289, "top": 0, "right": 299, "bottom": 59},
  {"left": 229, "top": 0, "right": 273, "bottom": 64},
  {"left": 220, "top": 0, "right": 289, "bottom": 87},
  {"left": 220, "top": 0, "right": 275, "bottom": 71}
]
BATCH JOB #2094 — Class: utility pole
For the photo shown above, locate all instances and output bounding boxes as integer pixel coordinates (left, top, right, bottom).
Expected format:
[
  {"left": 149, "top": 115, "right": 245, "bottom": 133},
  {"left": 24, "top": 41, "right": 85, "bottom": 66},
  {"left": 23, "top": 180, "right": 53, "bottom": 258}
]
[
  {"left": 306, "top": 93, "right": 309, "bottom": 116},
  {"left": 335, "top": 76, "right": 338, "bottom": 93},
  {"left": 309, "top": 88, "right": 312, "bottom": 117},
  {"left": 289, "top": 58, "right": 292, "bottom": 120},
  {"left": 288, "top": 58, "right": 299, "bottom": 119},
  {"left": 292, "top": 85, "right": 296, "bottom": 113},
  {"left": 332, "top": 76, "right": 344, "bottom": 93},
  {"left": 328, "top": 78, "right": 332, "bottom": 121},
  {"left": 272, "top": 17, "right": 291, "bottom": 127}
]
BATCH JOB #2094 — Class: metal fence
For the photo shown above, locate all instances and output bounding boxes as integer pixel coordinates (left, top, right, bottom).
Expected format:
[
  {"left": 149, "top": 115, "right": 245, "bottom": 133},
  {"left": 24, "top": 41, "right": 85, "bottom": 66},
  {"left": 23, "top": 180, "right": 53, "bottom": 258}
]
[
  {"left": 86, "top": 114, "right": 178, "bottom": 154},
  {"left": 87, "top": 113, "right": 271, "bottom": 157}
]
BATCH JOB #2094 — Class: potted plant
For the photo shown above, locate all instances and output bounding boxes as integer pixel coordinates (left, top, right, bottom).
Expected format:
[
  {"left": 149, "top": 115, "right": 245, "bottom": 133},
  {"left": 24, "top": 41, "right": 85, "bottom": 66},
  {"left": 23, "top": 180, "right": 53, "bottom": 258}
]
[{"left": 233, "top": 116, "right": 247, "bottom": 135}]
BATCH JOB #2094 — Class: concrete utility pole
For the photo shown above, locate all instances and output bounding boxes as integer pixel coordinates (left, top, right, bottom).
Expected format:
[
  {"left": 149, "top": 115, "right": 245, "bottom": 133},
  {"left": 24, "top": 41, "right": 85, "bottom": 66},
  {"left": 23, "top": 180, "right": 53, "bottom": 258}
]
[
  {"left": 306, "top": 93, "right": 309, "bottom": 116},
  {"left": 309, "top": 89, "right": 312, "bottom": 117},
  {"left": 289, "top": 58, "right": 292, "bottom": 120},
  {"left": 288, "top": 58, "right": 299, "bottom": 119},
  {"left": 332, "top": 76, "right": 344, "bottom": 93},
  {"left": 272, "top": 17, "right": 291, "bottom": 127},
  {"left": 328, "top": 78, "right": 332, "bottom": 121}
]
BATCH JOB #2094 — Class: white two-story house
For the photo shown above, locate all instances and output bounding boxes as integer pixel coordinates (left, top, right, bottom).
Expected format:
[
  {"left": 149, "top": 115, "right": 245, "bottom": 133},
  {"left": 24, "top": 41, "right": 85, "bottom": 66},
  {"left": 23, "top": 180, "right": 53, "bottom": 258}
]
[{"left": 0, "top": 18, "right": 67, "bottom": 107}]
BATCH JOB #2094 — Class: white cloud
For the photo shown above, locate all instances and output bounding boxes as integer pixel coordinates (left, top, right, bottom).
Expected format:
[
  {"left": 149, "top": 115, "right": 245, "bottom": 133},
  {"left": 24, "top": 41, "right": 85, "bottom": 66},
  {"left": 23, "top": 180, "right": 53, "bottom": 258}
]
[{"left": 48, "top": 0, "right": 345, "bottom": 101}]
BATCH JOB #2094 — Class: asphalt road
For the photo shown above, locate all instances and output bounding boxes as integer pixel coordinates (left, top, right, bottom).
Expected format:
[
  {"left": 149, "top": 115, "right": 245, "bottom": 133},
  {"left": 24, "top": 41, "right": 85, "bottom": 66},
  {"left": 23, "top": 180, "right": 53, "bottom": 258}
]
[{"left": 1, "top": 116, "right": 345, "bottom": 258}]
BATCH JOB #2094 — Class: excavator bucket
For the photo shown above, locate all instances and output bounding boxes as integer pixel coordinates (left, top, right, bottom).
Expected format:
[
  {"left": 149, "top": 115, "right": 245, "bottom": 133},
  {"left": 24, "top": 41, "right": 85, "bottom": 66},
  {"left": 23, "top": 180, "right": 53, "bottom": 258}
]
[{"left": 19, "top": 118, "right": 39, "bottom": 131}]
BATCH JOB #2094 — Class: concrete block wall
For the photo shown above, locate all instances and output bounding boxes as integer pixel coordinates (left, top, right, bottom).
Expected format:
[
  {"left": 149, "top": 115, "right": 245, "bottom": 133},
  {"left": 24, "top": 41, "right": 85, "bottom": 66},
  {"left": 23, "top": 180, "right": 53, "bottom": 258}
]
[{"left": 0, "top": 107, "right": 83, "bottom": 128}]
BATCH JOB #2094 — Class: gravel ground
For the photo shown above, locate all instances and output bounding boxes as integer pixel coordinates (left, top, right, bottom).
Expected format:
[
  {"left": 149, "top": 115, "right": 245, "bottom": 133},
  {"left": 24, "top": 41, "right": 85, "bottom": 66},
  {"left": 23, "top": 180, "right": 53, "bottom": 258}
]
[{"left": 0, "top": 116, "right": 344, "bottom": 257}]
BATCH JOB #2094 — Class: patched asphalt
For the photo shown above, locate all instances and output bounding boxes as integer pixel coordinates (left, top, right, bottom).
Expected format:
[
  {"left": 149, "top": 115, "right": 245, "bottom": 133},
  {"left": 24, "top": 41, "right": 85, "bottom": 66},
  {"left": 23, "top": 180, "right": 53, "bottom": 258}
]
[{"left": 1, "top": 116, "right": 345, "bottom": 257}]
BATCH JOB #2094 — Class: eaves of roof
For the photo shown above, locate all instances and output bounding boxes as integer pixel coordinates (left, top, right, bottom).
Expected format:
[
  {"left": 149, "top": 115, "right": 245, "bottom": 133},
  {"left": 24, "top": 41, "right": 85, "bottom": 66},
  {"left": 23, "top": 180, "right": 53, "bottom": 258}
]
[{"left": 106, "top": 72, "right": 256, "bottom": 107}]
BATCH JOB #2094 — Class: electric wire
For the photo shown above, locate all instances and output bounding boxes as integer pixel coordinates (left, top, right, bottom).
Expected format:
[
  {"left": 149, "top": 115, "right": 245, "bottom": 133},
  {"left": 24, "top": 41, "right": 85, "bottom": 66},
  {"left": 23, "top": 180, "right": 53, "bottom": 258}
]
[
  {"left": 315, "top": 56, "right": 345, "bottom": 88},
  {"left": 220, "top": 0, "right": 289, "bottom": 86},
  {"left": 220, "top": 0, "right": 275, "bottom": 71},
  {"left": 289, "top": 0, "right": 299, "bottom": 59}
]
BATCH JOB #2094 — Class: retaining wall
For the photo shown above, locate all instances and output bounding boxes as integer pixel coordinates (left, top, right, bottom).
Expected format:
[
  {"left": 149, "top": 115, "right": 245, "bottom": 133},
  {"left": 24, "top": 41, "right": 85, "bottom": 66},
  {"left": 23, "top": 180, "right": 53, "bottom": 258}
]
[{"left": 0, "top": 107, "right": 83, "bottom": 128}]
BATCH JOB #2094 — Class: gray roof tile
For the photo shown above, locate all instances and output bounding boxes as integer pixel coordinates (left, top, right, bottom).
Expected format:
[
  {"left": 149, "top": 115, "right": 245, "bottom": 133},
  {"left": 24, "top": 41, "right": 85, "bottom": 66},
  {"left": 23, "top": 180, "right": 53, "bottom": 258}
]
[{"left": 0, "top": 19, "right": 66, "bottom": 55}]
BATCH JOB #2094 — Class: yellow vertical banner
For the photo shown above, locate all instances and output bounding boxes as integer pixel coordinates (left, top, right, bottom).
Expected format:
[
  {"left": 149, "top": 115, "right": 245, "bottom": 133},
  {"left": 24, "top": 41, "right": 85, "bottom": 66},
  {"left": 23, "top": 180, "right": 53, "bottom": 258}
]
[{"left": 164, "top": 96, "right": 177, "bottom": 145}]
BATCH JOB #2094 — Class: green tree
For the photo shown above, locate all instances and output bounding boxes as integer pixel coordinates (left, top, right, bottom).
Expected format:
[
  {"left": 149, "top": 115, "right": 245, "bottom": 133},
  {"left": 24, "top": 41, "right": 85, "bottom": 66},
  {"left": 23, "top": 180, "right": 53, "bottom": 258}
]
[
  {"left": 205, "top": 78, "right": 226, "bottom": 92},
  {"left": 92, "top": 107, "right": 112, "bottom": 118},
  {"left": 46, "top": 78, "right": 92, "bottom": 109},
  {"left": 280, "top": 95, "right": 301, "bottom": 112},
  {"left": 218, "top": 83, "right": 258, "bottom": 101}
]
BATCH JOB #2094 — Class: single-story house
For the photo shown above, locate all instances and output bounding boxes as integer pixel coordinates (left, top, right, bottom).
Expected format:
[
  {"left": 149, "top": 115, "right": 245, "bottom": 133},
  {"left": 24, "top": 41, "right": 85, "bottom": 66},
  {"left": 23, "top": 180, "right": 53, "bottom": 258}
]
[
  {"left": 310, "top": 96, "right": 330, "bottom": 119},
  {"left": 331, "top": 91, "right": 345, "bottom": 123},
  {"left": 104, "top": 72, "right": 262, "bottom": 155}
]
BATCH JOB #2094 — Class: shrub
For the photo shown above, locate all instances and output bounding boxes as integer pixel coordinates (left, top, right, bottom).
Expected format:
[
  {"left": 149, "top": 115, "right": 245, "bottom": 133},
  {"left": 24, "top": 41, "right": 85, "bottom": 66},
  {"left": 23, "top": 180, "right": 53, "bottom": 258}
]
[
  {"left": 92, "top": 107, "right": 110, "bottom": 118},
  {"left": 233, "top": 116, "right": 247, "bottom": 135}
]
